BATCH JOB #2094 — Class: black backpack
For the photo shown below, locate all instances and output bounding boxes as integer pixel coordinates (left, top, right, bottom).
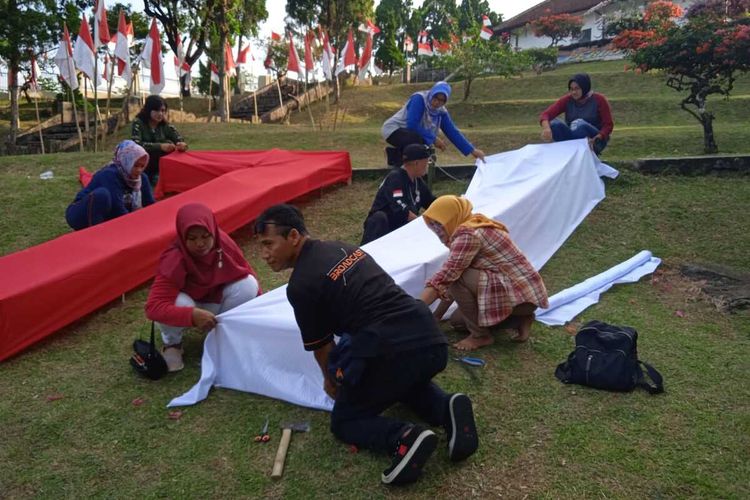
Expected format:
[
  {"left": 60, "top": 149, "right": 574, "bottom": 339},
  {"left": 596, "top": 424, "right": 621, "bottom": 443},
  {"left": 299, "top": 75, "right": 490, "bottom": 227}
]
[{"left": 555, "top": 320, "right": 664, "bottom": 394}]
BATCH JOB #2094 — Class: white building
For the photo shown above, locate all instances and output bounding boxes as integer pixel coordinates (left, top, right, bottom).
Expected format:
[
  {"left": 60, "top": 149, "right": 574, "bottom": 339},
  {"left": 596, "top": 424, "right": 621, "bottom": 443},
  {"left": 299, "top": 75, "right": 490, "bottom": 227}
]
[{"left": 496, "top": 0, "right": 697, "bottom": 51}]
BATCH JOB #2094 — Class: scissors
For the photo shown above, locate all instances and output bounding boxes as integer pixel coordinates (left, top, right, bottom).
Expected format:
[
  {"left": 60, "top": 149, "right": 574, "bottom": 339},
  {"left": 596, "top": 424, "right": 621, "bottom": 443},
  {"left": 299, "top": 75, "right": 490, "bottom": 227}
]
[{"left": 254, "top": 417, "right": 270, "bottom": 443}]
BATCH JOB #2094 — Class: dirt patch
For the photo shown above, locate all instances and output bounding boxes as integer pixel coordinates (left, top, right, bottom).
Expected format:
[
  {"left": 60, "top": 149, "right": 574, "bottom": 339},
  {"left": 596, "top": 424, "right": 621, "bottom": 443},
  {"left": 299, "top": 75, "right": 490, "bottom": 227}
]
[{"left": 679, "top": 263, "right": 750, "bottom": 313}]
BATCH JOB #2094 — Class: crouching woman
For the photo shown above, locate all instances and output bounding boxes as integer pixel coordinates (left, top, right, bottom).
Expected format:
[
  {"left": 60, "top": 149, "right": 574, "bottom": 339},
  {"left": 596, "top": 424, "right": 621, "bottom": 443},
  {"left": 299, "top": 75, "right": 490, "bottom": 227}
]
[
  {"left": 65, "top": 140, "right": 154, "bottom": 230},
  {"left": 419, "top": 196, "right": 549, "bottom": 351},
  {"left": 145, "top": 203, "right": 261, "bottom": 371}
]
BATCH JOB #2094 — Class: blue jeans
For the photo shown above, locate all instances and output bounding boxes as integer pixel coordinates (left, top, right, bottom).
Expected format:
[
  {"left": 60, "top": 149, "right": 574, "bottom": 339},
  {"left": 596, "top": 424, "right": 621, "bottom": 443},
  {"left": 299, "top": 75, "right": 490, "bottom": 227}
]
[
  {"left": 65, "top": 188, "right": 112, "bottom": 230},
  {"left": 550, "top": 119, "right": 608, "bottom": 154},
  {"left": 330, "top": 343, "right": 450, "bottom": 454}
]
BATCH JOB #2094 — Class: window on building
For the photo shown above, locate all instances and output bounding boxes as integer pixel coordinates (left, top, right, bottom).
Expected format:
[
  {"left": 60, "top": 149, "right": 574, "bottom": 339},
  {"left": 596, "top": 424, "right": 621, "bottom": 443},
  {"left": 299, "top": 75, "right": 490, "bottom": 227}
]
[{"left": 580, "top": 28, "right": 592, "bottom": 43}]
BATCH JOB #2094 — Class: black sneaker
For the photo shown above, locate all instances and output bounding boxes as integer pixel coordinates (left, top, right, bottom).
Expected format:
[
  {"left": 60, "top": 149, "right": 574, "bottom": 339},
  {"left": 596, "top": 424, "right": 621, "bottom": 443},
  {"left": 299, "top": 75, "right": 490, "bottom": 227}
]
[
  {"left": 381, "top": 425, "right": 438, "bottom": 485},
  {"left": 447, "top": 393, "right": 478, "bottom": 461}
]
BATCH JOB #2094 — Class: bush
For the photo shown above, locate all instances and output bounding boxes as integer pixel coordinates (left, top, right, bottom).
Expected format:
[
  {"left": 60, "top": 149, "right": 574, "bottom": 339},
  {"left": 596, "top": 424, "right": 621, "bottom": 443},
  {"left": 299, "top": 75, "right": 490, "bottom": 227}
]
[{"left": 523, "top": 47, "right": 558, "bottom": 74}]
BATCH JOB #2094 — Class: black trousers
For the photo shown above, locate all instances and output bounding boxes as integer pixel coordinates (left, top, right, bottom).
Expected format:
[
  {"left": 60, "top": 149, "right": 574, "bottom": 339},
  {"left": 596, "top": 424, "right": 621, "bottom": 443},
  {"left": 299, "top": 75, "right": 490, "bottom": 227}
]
[
  {"left": 330, "top": 343, "right": 450, "bottom": 454},
  {"left": 385, "top": 128, "right": 425, "bottom": 166},
  {"left": 361, "top": 211, "right": 392, "bottom": 245},
  {"left": 145, "top": 149, "right": 168, "bottom": 187}
]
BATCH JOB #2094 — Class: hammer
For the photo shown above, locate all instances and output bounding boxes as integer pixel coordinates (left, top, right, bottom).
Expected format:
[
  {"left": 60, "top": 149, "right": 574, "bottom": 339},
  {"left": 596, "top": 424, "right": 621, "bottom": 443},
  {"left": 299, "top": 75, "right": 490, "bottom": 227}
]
[{"left": 271, "top": 421, "right": 310, "bottom": 479}]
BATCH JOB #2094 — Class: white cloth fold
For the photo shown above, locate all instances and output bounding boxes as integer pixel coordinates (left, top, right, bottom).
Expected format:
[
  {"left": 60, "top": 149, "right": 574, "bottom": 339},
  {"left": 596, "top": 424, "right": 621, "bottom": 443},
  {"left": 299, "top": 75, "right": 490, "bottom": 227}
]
[
  {"left": 168, "top": 141, "right": 616, "bottom": 409},
  {"left": 536, "top": 250, "right": 661, "bottom": 326}
]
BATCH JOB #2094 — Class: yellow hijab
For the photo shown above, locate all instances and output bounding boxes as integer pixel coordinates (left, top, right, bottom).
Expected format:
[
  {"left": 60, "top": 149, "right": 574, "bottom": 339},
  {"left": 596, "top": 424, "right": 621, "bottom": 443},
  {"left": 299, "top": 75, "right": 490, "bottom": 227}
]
[{"left": 423, "top": 195, "right": 508, "bottom": 237}]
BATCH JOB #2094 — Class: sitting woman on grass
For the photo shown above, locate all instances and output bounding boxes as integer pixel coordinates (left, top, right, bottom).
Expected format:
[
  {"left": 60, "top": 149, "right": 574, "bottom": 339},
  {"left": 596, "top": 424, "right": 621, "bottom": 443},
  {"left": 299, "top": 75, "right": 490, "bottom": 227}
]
[
  {"left": 131, "top": 95, "right": 188, "bottom": 186},
  {"left": 65, "top": 140, "right": 154, "bottom": 230},
  {"left": 539, "top": 73, "right": 613, "bottom": 155},
  {"left": 145, "top": 203, "right": 261, "bottom": 372},
  {"left": 419, "top": 195, "right": 549, "bottom": 351}
]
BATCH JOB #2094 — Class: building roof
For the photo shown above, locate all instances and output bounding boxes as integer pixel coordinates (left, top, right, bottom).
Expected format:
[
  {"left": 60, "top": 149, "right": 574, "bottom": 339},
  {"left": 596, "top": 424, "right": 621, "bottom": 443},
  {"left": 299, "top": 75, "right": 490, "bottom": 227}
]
[{"left": 496, "top": 0, "right": 603, "bottom": 32}]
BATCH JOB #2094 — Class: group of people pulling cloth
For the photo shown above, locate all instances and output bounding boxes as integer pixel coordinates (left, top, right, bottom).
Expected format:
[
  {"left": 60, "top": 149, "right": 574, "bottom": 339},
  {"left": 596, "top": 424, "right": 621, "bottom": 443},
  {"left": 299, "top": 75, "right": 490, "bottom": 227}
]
[{"left": 63, "top": 74, "right": 613, "bottom": 485}]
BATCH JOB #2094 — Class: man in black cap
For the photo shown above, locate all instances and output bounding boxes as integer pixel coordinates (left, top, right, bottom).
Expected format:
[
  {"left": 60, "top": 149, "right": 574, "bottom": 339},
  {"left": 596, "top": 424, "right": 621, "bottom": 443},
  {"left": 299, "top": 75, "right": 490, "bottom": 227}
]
[{"left": 361, "top": 143, "right": 437, "bottom": 245}]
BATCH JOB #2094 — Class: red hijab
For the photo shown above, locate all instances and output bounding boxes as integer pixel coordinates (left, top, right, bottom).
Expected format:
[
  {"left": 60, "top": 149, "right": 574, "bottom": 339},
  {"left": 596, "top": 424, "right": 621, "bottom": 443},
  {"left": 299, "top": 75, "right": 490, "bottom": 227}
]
[{"left": 158, "top": 203, "right": 260, "bottom": 303}]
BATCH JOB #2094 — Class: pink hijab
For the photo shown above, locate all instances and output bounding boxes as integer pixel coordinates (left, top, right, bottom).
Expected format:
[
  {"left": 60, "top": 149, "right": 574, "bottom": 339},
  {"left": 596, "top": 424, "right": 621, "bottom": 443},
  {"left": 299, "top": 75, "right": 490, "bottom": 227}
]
[{"left": 158, "top": 203, "right": 260, "bottom": 302}]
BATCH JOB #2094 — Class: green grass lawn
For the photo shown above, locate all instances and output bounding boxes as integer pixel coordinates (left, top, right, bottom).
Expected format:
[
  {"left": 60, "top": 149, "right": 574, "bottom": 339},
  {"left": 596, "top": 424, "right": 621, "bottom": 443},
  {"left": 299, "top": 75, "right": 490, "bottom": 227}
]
[{"left": 1, "top": 61, "right": 749, "bottom": 497}]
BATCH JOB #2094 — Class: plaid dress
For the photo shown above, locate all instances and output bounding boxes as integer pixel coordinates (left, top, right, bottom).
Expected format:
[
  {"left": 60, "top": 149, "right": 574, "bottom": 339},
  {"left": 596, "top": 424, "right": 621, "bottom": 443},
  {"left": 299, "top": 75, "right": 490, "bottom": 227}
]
[{"left": 427, "top": 225, "right": 549, "bottom": 327}]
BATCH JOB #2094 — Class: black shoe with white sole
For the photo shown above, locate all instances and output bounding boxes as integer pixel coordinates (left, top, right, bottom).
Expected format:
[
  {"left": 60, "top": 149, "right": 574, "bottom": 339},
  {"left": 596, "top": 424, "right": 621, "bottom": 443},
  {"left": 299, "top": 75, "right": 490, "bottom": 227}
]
[
  {"left": 447, "top": 393, "right": 478, "bottom": 461},
  {"left": 381, "top": 425, "right": 438, "bottom": 485}
]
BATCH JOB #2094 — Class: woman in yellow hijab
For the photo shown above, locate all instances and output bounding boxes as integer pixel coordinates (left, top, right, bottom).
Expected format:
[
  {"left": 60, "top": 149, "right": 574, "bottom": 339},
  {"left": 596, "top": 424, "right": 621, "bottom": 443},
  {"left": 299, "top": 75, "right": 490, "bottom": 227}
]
[{"left": 420, "top": 195, "right": 549, "bottom": 351}]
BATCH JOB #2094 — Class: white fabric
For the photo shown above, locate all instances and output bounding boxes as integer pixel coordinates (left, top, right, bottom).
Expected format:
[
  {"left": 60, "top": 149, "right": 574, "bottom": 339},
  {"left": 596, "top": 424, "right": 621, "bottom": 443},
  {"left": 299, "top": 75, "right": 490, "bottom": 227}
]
[
  {"left": 54, "top": 34, "right": 79, "bottom": 91},
  {"left": 169, "top": 140, "right": 615, "bottom": 410},
  {"left": 536, "top": 251, "right": 661, "bottom": 326}
]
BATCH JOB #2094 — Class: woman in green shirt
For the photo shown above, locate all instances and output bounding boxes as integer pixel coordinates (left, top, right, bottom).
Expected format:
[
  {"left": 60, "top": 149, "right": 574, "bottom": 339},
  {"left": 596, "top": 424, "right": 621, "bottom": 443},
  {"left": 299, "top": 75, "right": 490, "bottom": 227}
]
[{"left": 131, "top": 95, "right": 188, "bottom": 186}]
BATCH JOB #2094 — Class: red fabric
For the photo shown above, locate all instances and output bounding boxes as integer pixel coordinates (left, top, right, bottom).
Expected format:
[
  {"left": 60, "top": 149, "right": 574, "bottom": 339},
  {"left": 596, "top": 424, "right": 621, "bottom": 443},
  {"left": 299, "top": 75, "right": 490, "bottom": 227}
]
[
  {"left": 155, "top": 149, "right": 352, "bottom": 198},
  {"left": 78, "top": 166, "right": 93, "bottom": 187},
  {"left": 159, "top": 203, "right": 256, "bottom": 303},
  {"left": 0, "top": 150, "right": 351, "bottom": 361}
]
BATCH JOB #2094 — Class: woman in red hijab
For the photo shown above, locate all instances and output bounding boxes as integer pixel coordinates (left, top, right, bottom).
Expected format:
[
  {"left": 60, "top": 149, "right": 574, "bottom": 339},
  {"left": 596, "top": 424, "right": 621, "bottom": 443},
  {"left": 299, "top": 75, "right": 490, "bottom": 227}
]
[{"left": 146, "top": 203, "right": 261, "bottom": 372}]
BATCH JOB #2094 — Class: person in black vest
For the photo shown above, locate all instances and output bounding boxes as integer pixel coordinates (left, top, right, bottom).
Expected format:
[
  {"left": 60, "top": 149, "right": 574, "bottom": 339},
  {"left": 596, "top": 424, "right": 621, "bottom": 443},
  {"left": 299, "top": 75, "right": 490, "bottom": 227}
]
[
  {"left": 361, "top": 143, "right": 436, "bottom": 245},
  {"left": 539, "top": 73, "right": 614, "bottom": 155},
  {"left": 255, "top": 204, "right": 478, "bottom": 486}
]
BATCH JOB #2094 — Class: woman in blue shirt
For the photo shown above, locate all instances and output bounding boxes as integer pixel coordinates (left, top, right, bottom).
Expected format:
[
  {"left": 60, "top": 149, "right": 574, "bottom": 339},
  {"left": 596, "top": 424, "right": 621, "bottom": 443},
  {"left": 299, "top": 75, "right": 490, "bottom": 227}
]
[
  {"left": 381, "top": 81, "right": 485, "bottom": 166},
  {"left": 65, "top": 140, "right": 155, "bottom": 230}
]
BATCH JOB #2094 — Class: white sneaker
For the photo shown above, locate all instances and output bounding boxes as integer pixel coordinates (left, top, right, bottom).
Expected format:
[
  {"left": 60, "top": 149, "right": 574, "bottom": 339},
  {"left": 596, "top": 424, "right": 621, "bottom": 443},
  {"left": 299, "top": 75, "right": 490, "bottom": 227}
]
[{"left": 162, "top": 344, "right": 184, "bottom": 372}]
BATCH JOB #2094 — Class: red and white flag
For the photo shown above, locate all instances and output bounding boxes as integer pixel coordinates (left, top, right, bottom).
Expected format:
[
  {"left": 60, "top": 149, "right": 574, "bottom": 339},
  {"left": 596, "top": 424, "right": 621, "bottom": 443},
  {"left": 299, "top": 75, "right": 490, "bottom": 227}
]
[
  {"left": 304, "top": 31, "right": 314, "bottom": 77},
  {"left": 210, "top": 62, "right": 220, "bottom": 84},
  {"left": 286, "top": 32, "right": 302, "bottom": 75},
  {"left": 224, "top": 41, "right": 236, "bottom": 77},
  {"left": 404, "top": 35, "right": 414, "bottom": 52},
  {"left": 319, "top": 28, "right": 335, "bottom": 81},
  {"left": 335, "top": 28, "right": 357, "bottom": 76},
  {"left": 140, "top": 18, "right": 165, "bottom": 94},
  {"left": 480, "top": 25, "right": 493, "bottom": 40},
  {"left": 101, "top": 52, "right": 112, "bottom": 81},
  {"left": 114, "top": 10, "right": 131, "bottom": 85},
  {"left": 358, "top": 20, "right": 380, "bottom": 35},
  {"left": 271, "top": 31, "right": 282, "bottom": 42},
  {"left": 357, "top": 32, "right": 373, "bottom": 80},
  {"left": 433, "top": 40, "right": 451, "bottom": 56},
  {"left": 237, "top": 44, "right": 252, "bottom": 64},
  {"left": 417, "top": 31, "right": 433, "bottom": 56},
  {"left": 482, "top": 15, "right": 492, "bottom": 27},
  {"left": 54, "top": 24, "right": 78, "bottom": 91},
  {"left": 27, "top": 54, "right": 40, "bottom": 92},
  {"left": 94, "top": 0, "right": 111, "bottom": 49},
  {"left": 127, "top": 22, "right": 134, "bottom": 45},
  {"left": 73, "top": 14, "right": 100, "bottom": 86}
]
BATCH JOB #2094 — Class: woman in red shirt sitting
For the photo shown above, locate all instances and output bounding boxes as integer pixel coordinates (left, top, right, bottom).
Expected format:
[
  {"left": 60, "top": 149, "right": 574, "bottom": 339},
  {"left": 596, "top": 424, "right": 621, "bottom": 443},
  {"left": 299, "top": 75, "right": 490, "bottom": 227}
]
[
  {"left": 420, "top": 196, "right": 548, "bottom": 351},
  {"left": 145, "top": 203, "right": 261, "bottom": 371}
]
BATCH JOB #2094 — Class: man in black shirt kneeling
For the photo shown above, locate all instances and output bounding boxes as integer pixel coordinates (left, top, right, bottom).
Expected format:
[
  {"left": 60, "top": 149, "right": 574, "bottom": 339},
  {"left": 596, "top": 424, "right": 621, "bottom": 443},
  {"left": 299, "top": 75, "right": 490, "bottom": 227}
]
[
  {"left": 361, "top": 143, "right": 436, "bottom": 245},
  {"left": 255, "top": 204, "right": 478, "bottom": 486}
]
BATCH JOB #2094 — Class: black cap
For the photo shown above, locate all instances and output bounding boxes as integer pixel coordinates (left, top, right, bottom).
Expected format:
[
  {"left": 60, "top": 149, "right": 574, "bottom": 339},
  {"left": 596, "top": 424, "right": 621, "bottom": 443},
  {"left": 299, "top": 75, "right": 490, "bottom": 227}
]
[{"left": 403, "top": 143, "right": 431, "bottom": 162}]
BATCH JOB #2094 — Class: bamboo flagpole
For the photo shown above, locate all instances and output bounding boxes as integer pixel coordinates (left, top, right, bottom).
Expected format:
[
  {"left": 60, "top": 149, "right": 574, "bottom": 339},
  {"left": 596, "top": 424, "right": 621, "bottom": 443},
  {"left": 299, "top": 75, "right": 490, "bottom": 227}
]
[
  {"left": 71, "top": 85, "right": 84, "bottom": 152},
  {"left": 83, "top": 76, "right": 91, "bottom": 143},
  {"left": 29, "top": 54, "right": 45, "bottom": 154}
]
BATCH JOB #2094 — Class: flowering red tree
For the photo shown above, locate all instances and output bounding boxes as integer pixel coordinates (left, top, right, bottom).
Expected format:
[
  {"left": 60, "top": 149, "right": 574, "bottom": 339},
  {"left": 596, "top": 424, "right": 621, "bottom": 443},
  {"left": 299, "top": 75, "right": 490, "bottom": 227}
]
[
  {"left": 530, "top": 11, "right": 583, "bottom": 47},
  {"left": 615, "top": 1, "right": 750, "bottom": 153}
]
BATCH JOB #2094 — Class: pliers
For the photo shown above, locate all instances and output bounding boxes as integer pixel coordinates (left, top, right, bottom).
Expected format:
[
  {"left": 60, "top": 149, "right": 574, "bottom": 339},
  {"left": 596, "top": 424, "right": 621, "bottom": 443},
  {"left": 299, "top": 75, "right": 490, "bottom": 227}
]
[{"left": 254, "top": 417, "right": 270, "bottom": 443}]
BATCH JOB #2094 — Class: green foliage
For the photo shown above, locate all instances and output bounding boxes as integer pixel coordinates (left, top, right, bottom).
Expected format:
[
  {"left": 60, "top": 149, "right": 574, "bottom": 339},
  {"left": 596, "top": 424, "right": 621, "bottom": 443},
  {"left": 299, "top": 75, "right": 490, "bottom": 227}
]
[
  {"left": 435, "top": 29, "right": 530, "bottom": 100},
  {"left": 523, "top": 47, "right": 558, "bottom": 74},
  {"left": 456, "top": 0, "right": 500, "bottom": 34},
  {"left": 285, "top": 0, "right": 374, "bottom": 50},
  {"left": 411, "top": 0, "right": 458, "bottom": 42},
  {"left": 374, "top": 31, "right": 405, "bottom": 74}
]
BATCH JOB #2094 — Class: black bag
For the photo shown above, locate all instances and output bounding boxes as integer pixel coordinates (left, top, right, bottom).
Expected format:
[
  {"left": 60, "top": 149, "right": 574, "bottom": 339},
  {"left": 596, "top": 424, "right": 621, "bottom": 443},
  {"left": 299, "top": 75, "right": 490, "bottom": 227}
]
[
  {"left": 130, "top": 322, "right": 168, "bottom": 380},
  {"left": 555, "top": 320, "right": 664, "bottom": 394}
]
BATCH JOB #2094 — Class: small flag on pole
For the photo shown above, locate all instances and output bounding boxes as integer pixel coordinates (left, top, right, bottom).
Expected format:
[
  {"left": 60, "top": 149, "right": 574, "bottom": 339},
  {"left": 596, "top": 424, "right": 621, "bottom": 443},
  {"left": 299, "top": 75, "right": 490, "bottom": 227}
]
[{"left": 54, "top": 24, "right": 79, "bottom": 91}]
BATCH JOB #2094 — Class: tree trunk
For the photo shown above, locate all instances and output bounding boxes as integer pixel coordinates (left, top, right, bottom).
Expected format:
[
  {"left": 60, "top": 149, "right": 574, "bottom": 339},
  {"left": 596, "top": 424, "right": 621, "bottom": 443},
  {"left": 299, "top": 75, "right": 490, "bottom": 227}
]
[
  {"left": 234, "top": 36, "right": 243, "bottom": 95},
  {"left": 701, "top": 113, "right": 718, "bottom": 154},
  {"left": 217, "top": 4, "right": 228, "bottom": 122},
  {"left": 7, "top": 63, "right": 19, "bottom": 155},
  {"left": 463, "top": 77, "right": 473, "bottom": 101}
]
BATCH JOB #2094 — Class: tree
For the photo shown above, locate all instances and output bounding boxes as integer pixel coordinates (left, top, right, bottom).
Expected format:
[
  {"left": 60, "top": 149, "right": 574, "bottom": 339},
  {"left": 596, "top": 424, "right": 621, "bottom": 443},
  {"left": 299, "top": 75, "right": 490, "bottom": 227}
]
[
  {"left": 232, "top": 0, "right": 268, "bottom": 94},
  {"left": 412, "top": 0, "right": 458, "bottom": 46},
  {"left": 614, "top": 0, "right": 750, "bottom": 154},
  {"left": 530, "top": 11, "right": 583, "bottom": 47},
  {"left": 435, "top": 28, "right": 530, "bottom": 101},
  {"left": 285, "top": 0, "right": 374, "bottom": 101},
  {"left": 375, "top": 0, "right": 411, "bottom": 72},
  {"left": 457, "top": 0, "right": 500, "bottom": 34},
  {"left": 0, "top": 0, "right": 64, "bottom": 154}
]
